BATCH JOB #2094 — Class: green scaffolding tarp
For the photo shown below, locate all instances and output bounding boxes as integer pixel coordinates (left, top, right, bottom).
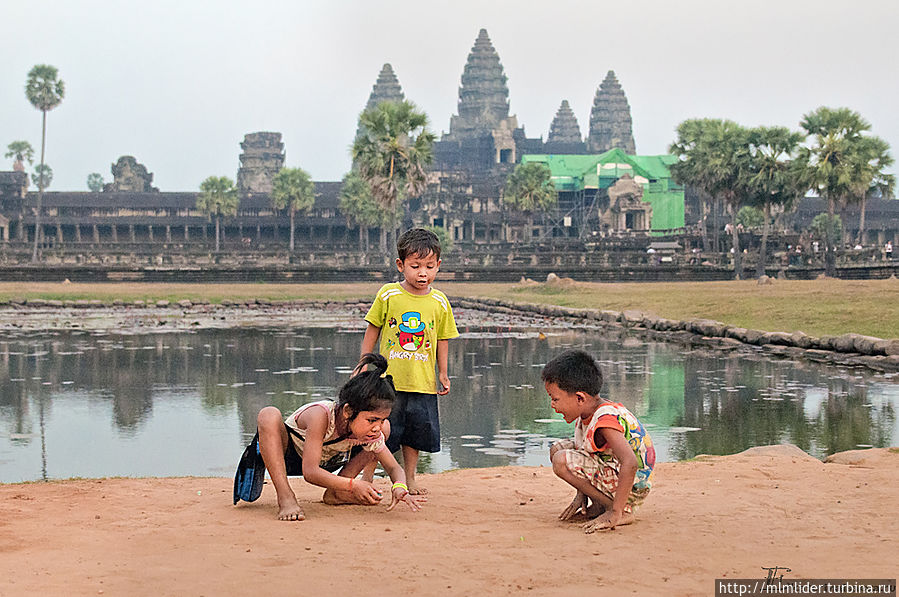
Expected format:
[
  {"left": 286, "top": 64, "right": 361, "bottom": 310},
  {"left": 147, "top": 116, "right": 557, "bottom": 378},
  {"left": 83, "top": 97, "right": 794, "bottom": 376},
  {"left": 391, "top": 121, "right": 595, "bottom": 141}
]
[{"left": 521, "top": 148, "right": 685, "bottom": 233}]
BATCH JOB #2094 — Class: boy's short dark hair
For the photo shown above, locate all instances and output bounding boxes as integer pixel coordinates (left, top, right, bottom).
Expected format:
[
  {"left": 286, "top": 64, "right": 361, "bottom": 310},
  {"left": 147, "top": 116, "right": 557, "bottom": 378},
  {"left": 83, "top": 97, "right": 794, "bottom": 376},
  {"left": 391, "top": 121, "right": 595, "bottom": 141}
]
[
  {"left": 541, "top": 349, "right": 603, "bottom": 396},
  {"left": 397, "top": 228, "right": 441, "bottom": 261}
]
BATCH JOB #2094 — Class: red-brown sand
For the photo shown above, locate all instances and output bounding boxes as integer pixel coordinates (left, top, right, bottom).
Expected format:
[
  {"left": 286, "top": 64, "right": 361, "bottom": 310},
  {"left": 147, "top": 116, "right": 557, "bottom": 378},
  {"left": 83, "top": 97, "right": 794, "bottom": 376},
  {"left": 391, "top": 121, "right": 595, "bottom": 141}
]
[{"left": 1, "top": 445, "right": 896, "bottom": 597}]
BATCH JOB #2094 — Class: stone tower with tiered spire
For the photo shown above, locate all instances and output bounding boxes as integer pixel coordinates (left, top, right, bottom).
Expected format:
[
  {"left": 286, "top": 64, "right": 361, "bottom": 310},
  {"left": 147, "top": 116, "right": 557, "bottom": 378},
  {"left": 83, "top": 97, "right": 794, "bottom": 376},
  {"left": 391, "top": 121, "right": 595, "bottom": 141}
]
[
  {"left": 363, "top": 63, "right": 405, "bottom": 111},
  {"left": 544, "top": 99, "right": 586, "bottom": 154},
  {"left": 236, "top": 132, "right": 285, "bottom": 195},
  {"left": 547, "top": 100, "right": 582, "bottom": 144},
  {"left": 587, "top": 71, "right": 636, "bottom": 154},
  {"left": 446, "top": 28, "right": 515, "bottom": 140},
  {"left": 356, "top": 64, "right": 406, "bottom": 140}
]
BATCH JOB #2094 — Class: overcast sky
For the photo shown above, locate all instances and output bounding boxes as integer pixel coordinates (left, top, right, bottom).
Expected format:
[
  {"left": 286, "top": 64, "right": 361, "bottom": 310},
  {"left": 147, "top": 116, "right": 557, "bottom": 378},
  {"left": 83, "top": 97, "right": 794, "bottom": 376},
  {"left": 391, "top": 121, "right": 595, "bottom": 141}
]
[{"left": 3, "top": 0, "right": 897, "bottom": 191}]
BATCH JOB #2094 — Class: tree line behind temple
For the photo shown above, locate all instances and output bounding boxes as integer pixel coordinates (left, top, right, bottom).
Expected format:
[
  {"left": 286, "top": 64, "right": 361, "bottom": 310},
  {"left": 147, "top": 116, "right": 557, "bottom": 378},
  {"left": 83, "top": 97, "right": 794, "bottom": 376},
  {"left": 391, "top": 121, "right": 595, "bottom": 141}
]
[{"left": 6, "top": 65, "right": 895, "bottom": 275}]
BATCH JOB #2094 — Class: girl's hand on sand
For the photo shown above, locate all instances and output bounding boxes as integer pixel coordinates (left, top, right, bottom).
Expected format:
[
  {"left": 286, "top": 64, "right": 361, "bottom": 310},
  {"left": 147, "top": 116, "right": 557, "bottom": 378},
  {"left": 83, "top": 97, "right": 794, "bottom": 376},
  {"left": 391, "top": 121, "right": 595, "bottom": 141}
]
[
  {"left": 386, "top": 488, "right": 426, "bottom": 512},
  {"left": 559, "top": 492, "right": 586, "bottom": 521},
  {"left": 351, "top": 479, "right": 383, "bottom": 505}
]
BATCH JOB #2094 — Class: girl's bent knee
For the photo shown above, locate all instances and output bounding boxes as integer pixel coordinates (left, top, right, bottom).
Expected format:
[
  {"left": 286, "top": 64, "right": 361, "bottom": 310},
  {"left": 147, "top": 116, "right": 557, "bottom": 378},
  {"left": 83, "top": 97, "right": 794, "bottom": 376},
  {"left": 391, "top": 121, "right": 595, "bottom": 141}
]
[{"left": 257, "top": 406, "right": 283, "bottom": 428}]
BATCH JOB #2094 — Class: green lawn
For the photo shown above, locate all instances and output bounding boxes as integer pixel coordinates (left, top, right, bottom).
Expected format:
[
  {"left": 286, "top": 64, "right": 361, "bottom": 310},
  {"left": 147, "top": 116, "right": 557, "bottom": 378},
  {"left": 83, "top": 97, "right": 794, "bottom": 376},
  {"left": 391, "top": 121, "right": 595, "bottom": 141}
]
[{"left": 1, "top": 278, "right": 897, "bottom": 339}]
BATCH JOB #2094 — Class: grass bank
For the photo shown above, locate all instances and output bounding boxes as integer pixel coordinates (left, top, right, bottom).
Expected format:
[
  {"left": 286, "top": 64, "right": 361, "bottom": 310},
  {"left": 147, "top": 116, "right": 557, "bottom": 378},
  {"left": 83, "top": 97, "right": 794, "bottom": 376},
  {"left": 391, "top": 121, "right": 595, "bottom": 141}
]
[{"left": 2, "top": 278, "right": 897, "bottom": 338}]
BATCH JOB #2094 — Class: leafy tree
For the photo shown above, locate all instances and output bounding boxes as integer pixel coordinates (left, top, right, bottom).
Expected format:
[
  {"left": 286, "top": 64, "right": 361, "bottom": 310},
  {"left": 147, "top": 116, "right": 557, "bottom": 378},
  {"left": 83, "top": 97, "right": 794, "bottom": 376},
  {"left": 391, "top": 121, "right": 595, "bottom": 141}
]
[
  {"left": 87, "top": 172, "right": 104, "bottom": 193},
  {"left": 5, "top": 140, "right": 34, "bottom": 170},
  {"left": 424, "top": 224, "right": 453, "bottom": 254},
  {"left": 810, "top": 213, "right": 841, "bottom": 244},
  {"left": 339, "top": 169, "right": 395, "bottom": 253},
  {"left": 797, "top": 107, "right": 871, "bottom": 276},
  {"left": 197, "top": 176, "right": 238, "bottom": 252},
  {"left": 503, "top": 161, "right": 558, "bottom": 241},
  {"left": 745, "top": 126, "right": 804, "bottom": 278},
  {"left": 271, "top": 167, "right": 315, "bottom": 252},
  {"left": 32, "top": 164, "right": 53, "bottom": 189},
  {"left": 670, "top": 119, "right": 751, "bottom": 279},
  {"left": 351, "top": 100, "right": 435, "bottom": 263},
  {"left": 735, "top": 206, "right": 764, "bottom": 229},
  {"left": 25, "top": 64, "right": 65, "bottom": 262}
]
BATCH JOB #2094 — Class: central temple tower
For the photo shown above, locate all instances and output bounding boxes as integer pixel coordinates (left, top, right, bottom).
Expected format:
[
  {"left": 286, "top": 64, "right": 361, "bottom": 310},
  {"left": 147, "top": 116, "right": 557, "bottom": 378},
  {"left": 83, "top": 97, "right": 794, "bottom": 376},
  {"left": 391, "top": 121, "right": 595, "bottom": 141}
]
[{"left": 447, "top": 29, "right": 512, "bottom": 139}]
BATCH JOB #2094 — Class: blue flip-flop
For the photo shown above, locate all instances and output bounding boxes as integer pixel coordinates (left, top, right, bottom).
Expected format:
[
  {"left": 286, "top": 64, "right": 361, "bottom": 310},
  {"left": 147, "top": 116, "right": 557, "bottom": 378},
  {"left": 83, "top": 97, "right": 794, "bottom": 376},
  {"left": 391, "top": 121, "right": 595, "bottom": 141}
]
[{"left": 233, "top": 431, "right": 266, "bottom": 505}]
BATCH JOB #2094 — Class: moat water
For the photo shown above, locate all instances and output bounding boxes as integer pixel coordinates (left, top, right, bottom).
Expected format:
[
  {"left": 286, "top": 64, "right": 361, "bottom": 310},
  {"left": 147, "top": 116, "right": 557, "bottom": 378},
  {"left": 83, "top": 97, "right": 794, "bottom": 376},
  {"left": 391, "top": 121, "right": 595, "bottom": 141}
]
[{"left": 0, "top": 323, "right": 896, "bottom": 482}]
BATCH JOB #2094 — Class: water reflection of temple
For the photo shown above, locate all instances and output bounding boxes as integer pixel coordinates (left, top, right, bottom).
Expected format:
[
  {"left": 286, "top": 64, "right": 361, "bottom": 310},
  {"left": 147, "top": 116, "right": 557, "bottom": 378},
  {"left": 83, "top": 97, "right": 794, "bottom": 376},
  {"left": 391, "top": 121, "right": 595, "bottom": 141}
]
[{"left": 1, "top": 325, "right": 896, "bottom": 482}]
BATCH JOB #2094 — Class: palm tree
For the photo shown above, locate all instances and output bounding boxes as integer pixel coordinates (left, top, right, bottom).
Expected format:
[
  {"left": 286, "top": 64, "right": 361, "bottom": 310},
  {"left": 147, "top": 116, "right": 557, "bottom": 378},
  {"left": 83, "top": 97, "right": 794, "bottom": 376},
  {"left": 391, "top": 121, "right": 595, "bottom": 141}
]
[
  {"left": 197, "top": 176, "right": 239, "bottom": 252},
  {"left": 670, "top": 119, "right": 751, "bottom": 279},
  {"left": 351, "top": 100, "right": 435, "bottom": 263},
  {"left": 25, "top": 65, "right": 65, "bottom": 262},
  {"left": 850, "top": 136, "right": 894, "bottom": 246},
  {"left": 5, "top": 140, "right": 35, "bottom": 171},
  {"left": 746, "top": 126, "right": 804, "bottom": 278},
  {"left": 87, "top": 173, "right": 104, "bottom": 193},
  {"left": 797, "top": 107, "right": 871, "bottom": 277},
  {"left": 271, "top": 167, "right": 315, "bottom": 252},
  {"left": 503, "top": 162, "right": 558, "bottom": 241},
  {"left": 32, "top": 164, "right": 53, "bottom": 190},
  {"left": 339, "top": 169, "right": 394, "bottom": 253}
]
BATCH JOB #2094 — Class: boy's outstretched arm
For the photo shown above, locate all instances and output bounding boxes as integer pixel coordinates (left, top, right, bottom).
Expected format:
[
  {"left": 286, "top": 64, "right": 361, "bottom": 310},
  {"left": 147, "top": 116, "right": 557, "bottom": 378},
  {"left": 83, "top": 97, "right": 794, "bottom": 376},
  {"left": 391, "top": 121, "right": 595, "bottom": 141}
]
[
  {"left": 361, "top": 323, "right": 381, "bottom": 357},
  {"left": 436, "top": 339, "right": 450, "bottom": 395}
]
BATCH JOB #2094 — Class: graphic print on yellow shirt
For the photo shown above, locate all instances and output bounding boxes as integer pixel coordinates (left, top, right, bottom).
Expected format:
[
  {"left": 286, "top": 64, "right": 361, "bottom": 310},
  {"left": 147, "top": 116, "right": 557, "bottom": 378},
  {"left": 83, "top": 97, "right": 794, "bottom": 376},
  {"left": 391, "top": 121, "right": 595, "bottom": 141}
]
[{"left": 365, "top": 283, "right": 459, "bottom": 394}]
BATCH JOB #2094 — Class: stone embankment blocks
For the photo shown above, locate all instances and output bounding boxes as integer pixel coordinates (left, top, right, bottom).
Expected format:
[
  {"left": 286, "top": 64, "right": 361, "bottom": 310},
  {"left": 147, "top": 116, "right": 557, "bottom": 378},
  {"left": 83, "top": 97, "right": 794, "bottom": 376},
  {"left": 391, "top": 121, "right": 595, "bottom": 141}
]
[
  {"left": 5, "top": 296, "right": 899, "bottom": 372},
  {"left": 453, "top": 297, "right": 899, "bottom": 373}
]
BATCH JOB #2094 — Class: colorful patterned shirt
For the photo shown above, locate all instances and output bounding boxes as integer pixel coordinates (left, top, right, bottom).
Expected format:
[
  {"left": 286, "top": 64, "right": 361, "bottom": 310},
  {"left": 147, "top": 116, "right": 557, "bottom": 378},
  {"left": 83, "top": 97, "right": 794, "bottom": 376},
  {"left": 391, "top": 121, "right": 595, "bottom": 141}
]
[
  {"left": 574, "top": 401, "right": 655, "bottom": 491},
  {"left": 364, "top": 282, "right": 459, "bottom": 394}
]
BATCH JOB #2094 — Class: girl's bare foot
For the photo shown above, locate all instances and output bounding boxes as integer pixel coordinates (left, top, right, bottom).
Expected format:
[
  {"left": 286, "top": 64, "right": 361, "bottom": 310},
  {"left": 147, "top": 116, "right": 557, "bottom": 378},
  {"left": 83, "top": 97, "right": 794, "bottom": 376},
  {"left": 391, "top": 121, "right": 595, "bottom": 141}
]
[
  {"left": 277, "top": 496, "right": 305, "bottom": 521},
  {"left": 322, "top": 488, "right": 353, "bottom": 505}
]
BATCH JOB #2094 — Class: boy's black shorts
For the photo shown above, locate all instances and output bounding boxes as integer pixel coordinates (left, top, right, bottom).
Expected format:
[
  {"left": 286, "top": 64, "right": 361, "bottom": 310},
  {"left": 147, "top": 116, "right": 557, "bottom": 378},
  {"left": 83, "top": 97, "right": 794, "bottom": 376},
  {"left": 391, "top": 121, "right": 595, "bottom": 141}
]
[{"left": 386, "top": 391, "right": 440, "bottom": 454}]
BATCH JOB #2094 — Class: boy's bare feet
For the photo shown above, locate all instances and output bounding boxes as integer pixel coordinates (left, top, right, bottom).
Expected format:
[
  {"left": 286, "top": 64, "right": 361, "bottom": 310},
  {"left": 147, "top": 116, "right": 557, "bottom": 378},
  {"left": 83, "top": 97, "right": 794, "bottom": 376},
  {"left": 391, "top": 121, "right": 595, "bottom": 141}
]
[
  {"left": 564, "top": 500, "right": 605, "bottom": 523},
  {"left": 407, "top": 481, "right": 428, "bottom": 496},
  {"left": 583, "top": 509, "right": 635, "bottom": 533},
  {"left": 277, "top": 496, "right": 305, "bottom": 521}
]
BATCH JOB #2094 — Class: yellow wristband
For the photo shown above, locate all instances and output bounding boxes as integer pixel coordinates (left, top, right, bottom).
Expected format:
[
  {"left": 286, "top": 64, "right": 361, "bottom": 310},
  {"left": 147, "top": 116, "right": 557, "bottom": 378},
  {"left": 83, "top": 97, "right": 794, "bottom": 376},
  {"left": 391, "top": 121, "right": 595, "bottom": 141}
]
[{"left": 392, "top": 482, "right": 408, "bottom": 492}]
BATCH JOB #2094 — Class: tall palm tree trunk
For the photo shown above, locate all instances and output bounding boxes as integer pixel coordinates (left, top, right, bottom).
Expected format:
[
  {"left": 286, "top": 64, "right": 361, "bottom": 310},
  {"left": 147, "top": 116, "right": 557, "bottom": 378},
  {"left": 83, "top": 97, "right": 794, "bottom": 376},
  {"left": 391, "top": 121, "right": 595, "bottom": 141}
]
[
  {"left": 756, "top": 202, "right": 771, "bottom": 279},
  {"left": 712, "top": 198, "right": 721, "bottom": 253},
  {"left": 824, "top": 197, "right": 836, "bottom": 277},
  {"left": 857, "top": 195, "right": 867, "bottom": 246},
  {"left": 730, "top": 203, "right": 742, "bottom": 280},
  {"left": 289, "top": 209, "right": 295, "bottom": 252},
  {"left": 700, "top": 198, "right": 710, "bottom": 253},
  {"left": 31, "top": 110, "right": 47, "bottom": 262},
  {"left": 215, "top": 216, "right": 221, "bottom": 253}
]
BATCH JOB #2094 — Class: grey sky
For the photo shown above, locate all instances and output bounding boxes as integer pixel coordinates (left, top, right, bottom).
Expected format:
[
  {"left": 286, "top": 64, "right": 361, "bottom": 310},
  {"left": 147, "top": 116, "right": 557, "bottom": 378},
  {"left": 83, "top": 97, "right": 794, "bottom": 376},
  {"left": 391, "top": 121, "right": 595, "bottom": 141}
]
[{"left": 4, "top": 0, "right": 897, "bottom": 191}]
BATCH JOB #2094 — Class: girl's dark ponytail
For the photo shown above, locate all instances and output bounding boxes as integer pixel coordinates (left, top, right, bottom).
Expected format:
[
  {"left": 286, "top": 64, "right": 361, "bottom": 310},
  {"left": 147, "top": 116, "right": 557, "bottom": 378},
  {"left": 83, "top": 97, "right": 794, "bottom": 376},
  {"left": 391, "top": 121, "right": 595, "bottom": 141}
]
[{"left": 338, "top": 353, "right": 395, "bottom": 419}]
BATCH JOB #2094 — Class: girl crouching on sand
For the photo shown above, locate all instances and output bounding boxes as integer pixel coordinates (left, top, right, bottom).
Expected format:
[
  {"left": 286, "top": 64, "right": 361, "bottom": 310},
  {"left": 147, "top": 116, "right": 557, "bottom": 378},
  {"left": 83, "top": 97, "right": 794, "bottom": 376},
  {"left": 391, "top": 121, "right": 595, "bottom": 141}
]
[{"left": 234, "top": 353, "right": 424, "bottom": 520}]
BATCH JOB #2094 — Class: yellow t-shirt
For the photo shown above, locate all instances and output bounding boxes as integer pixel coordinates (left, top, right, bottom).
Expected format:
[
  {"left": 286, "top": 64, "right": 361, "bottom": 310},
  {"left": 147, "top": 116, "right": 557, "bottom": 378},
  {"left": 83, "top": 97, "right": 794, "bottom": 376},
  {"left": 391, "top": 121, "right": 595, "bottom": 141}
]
[{"left": 364, "top": 282, "right": 459, "bottom": 394}]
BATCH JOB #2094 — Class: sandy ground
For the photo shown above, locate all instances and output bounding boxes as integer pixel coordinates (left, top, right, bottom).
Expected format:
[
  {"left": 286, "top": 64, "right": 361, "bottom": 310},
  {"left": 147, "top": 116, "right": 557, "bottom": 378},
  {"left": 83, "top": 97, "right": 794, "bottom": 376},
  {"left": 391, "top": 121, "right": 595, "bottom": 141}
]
[{"left": 1, "top": 445, "right": 896, "bottom": 597}]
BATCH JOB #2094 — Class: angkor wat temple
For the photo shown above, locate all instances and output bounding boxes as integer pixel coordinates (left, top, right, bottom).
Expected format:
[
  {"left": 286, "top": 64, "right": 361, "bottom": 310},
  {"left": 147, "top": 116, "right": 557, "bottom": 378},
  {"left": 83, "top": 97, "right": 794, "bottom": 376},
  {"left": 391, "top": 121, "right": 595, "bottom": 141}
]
[{"left": 0, "top": 28, "right": 896, "bottom": 273}]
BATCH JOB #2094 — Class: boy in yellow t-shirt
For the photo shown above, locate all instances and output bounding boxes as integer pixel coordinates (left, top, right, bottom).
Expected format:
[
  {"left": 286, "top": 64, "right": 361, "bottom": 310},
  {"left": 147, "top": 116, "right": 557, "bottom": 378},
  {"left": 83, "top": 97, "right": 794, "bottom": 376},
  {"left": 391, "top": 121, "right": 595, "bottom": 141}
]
[{"left": 361, "top": 228, "right": 459, "bottom": 493}]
